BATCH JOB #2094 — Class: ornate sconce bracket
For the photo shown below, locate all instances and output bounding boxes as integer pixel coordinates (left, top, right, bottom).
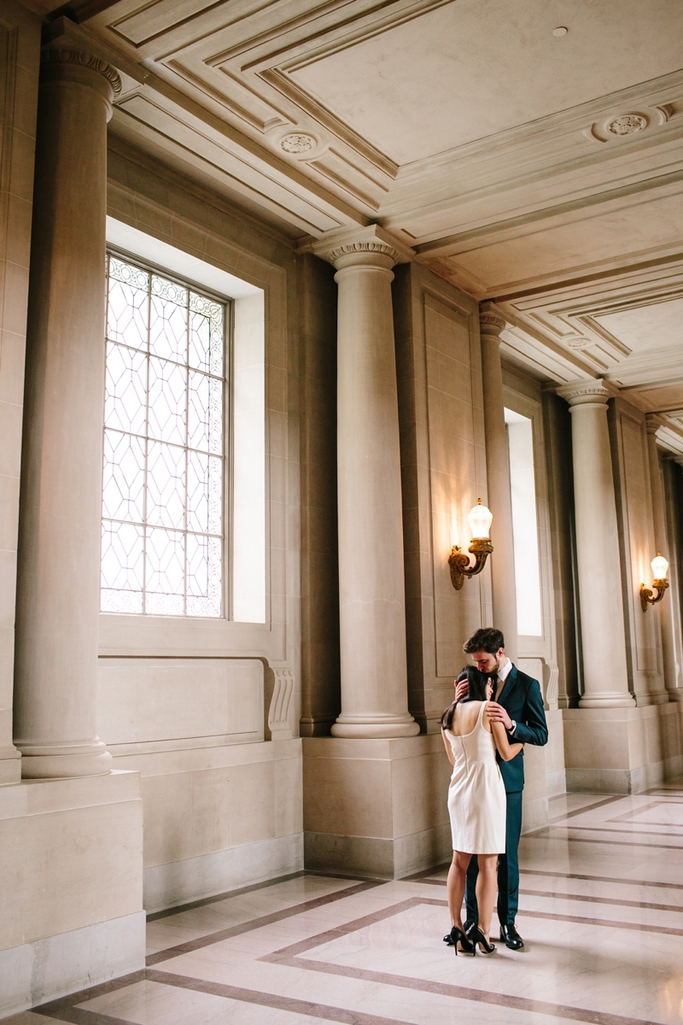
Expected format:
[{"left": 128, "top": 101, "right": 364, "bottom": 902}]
[
  {"left": 640, "top": 578, "right": 669, "bottom": 612},
  {"left": 449, "top": 538, "right": 494, "bottom": 590}
]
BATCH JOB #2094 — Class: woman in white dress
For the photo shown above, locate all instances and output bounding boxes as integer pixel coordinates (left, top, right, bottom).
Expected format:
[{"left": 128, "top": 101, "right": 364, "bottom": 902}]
[{"left": 441, "top": 666, "right": 523, "bottom": 954}]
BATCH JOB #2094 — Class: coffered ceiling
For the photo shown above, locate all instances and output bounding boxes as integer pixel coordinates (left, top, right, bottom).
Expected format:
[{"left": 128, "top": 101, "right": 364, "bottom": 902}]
[{"left": 27, "top": 0, "right": 683, "bottom": 450}]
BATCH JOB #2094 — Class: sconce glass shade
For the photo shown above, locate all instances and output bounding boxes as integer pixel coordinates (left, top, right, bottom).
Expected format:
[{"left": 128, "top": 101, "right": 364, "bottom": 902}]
[
  {"left": 467, "top": 500, "right": 493, "bottom": 539},
  {"left": 651, "top": 553, "right": 669, "bottom": 580}
]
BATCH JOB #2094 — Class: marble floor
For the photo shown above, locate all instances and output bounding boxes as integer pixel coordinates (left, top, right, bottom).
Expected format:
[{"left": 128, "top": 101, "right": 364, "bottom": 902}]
[{"left": 8, "top": 782, "right": 683, "bottom": 1025}]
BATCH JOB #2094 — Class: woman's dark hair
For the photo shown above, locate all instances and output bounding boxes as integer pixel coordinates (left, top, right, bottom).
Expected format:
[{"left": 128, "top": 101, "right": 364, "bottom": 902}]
[{"left": 440, "top": 666, "right": 491, "bottom": 730}]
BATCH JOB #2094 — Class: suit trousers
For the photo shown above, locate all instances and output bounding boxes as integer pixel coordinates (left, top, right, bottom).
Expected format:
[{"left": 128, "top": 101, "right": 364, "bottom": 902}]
[{"left": 465, "top": 790, "right": 523, "bottom": 926}]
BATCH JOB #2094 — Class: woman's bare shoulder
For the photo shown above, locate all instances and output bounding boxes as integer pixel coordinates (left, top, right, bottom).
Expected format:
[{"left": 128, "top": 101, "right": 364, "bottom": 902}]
[{"left": 450, "top": 700, "right": 484, "bottom": 735}]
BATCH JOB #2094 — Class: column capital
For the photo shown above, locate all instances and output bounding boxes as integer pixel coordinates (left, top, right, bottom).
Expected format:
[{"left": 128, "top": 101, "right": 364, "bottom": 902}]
[
  {"left": 645, "top": 412, "right": 664, "bottom": 436},
  {"left": 304, "top": 225, "right": 414, "bottom": 270},
  {"left": 40, "top": 46, "right": 122, "bottom": 97},
  {"left": 557, "top": 378, "right": 613, "bottom": 406},
  {"left": 479, "top": 301, "right": 507, "bottom": 338}
]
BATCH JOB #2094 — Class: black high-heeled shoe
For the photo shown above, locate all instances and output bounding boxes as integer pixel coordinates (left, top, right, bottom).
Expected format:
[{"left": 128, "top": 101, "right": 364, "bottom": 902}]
[
  {"left": 449, "top": 925, "right": 474, "bottom": 956},
  {"left": 466, "top": 923, "right": 495, "bottom": 954}
]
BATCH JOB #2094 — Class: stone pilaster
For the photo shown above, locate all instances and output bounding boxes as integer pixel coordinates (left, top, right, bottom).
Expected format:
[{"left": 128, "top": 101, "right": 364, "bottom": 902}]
[
  {"left": 311, "top": 227, "right": 419, "bottom": 738},
  {"left": 13, "top": 45, "right": 121, "bottom": 777},
  {"left": 646, "top": 416, "right": 682, "bottom": 700},
  {"left": 479, "top": 302, "right": 518, "bottom": 661}
]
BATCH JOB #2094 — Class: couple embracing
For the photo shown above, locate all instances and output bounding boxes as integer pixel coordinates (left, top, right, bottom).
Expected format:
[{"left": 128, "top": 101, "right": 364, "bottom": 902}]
[{"left": 440, "top": 627, "right": 548, "bottom": 955}]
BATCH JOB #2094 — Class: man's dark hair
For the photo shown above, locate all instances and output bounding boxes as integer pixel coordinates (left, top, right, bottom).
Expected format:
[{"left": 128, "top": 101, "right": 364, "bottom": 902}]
[
  {"left": 440, "top": 666, "right": 490, "bottom": 729},
  {"left": 463, "top": 627, "right": 504, "bottom": 655}
]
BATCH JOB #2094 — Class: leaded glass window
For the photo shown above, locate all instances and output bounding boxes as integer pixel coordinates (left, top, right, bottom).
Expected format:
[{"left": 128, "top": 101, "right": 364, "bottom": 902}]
[{"left": 101, "top": 253, "right": 227, "bottom": 617}]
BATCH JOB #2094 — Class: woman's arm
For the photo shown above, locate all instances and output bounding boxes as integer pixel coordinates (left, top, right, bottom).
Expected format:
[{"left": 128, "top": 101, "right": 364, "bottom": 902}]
[
  {"left": 441, "top": 728, "right": 455, "bottom": 766},
  {"left": 491, "top": 720, "right": 523, "bottom": 761}
]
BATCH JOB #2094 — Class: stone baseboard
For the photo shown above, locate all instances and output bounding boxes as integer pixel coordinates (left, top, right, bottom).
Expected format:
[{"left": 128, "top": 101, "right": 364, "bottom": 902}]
[
  {"left": 545, "top": 768, "right": 567, "bottom": 798},
  {"left": 0, "top": 911, "right": 145, "bottom": 1018},
  {"left": 304, "top": 822, "right": 451, "bottom": 879},
  {"left": 144, "top": 832, "right": 304, "bottom": 913}
]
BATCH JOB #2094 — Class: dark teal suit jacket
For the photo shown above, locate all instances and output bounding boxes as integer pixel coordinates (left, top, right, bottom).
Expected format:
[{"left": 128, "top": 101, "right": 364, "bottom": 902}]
[{"left": 497, "top": 664, "right": 548, "bottom": 793}]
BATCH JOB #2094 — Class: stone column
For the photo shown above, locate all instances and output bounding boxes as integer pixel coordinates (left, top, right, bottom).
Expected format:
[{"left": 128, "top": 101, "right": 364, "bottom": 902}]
[
  {"left": 311, "top": 227, "right": 419, "bottom": 738},
  {"left": 557, "top": 380, "right": 634, "bottom": 707},
  {"left": 646, "top": 416, "right": 682, "bottom": 700},
  {"left": 13, "top": 46, "right": 121, "bottom": 777},
  {"left": 479, "top": 302, "right": 518, "bottom": 661}
]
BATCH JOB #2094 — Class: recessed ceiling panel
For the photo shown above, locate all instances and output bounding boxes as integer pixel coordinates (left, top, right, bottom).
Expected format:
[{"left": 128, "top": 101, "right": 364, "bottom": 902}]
[
  {"left": 595, "top": 297, "right": 683, "bottom": 353},
  {"left": 290, "top": 0, "right": 683, "bottom": 164},
  {"left": 443, "top": 190, "right": 683, "bottom": 295}
]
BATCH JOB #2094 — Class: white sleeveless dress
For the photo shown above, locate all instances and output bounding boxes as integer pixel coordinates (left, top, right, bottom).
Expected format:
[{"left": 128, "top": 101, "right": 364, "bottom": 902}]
[{"left": 445, "top": 700, "right": 506, "bottom": 854}]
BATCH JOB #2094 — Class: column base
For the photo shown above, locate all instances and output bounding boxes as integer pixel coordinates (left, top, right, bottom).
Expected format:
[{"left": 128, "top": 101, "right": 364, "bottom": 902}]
[
  {"left": 17, "top": 738, "right": 113, "bottom": 779},
  {"left": 331, "top": 715, "right": 420, "bottom": 739},
  {"left": 0, "top": 745, "right": 22, "bottom": 784},
  {"left": 578, "top": 693, "right": 635, "bottom": 708}
]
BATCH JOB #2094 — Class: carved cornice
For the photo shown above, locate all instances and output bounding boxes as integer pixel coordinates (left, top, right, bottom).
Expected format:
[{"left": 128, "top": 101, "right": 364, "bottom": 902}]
[
  {"left": 40, "top": 48, "right": 122, "bottom": 95},
  {"left": 557, "top": 378, "right": 612, "bottom": 405}
]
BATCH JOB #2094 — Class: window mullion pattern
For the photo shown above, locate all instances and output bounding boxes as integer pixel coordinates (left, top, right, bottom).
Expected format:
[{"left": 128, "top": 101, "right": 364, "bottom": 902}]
[{"left": 101, "top": 253, "right": 224, "bottom": 617}]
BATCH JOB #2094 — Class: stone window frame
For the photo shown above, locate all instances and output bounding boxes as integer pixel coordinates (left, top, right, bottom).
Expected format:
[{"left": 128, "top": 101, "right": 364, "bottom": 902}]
[{"left": 96, "top": 205, "right": 291, "bottom": 664}]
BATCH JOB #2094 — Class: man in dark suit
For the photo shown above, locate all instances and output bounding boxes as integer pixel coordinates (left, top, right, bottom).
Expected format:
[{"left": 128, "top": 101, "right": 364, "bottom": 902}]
[{"left": 445, "top": 626, "right": 548, "bottom": 950}]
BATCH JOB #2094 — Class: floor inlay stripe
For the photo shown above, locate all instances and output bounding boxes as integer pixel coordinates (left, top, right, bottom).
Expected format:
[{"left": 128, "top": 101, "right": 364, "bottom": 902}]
[
  {"left": 526, "top": 832, "right": 683, "bottom": 851},
  {"left": 35, "top": 973, "right": 147, "bottom": 1023},
  {"left": 268, "top": 956, "right": 663, "bottom": 1025},
  {"left": 259, "top": 896, "right": 673, "bottom": 1025},
  {"left": 147, "top": 969, "right": 407, "bottom": 1025},
  {"left": 520, "top": 868, "right": 683, "bottom": 890},
  {"left": 405, "top": 874, "right": 683, "bottom": 913},
  {"left": 260, "top": 895, "right": 683, "bottom": 961},
  {"left": 548, "top": 795, "right": 624, "bottom": 823},
  {"left": 146, "top": 879, "right": 384, "bottom": 965},
  {"left": 146, "top": 871, "right": 306, "bottom": 921}
]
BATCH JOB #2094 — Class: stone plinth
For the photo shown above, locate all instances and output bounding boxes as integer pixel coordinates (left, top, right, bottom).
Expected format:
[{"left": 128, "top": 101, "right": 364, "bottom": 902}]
[
  {"left": 303, "top": 734, "right": 450, "bottom": 877},
  {"left": 0, "top": 771, "right": 144, "bottom": 1017},
  {"left": 563, "top": 702, "right": 683, "bottom": 793}
]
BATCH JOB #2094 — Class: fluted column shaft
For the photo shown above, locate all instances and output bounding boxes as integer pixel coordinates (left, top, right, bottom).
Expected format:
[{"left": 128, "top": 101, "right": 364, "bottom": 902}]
[
  {"left": 646, "top": 416, "right": 681, "bottom": 700},
  {"left": 558, "top": 380, "right": 634, "bottom": 707},
  {"left": 13, "top": 47, "right": 121, "bottom": 777},
  {"left": 479, "top": 303, "right": 518, "bottom": 661},
  {"left": 313, "top": 228, "right": 419, "bottom": 738}
]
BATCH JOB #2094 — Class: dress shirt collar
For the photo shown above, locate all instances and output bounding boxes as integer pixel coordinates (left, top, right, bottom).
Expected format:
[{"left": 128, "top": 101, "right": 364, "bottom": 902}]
[{"left": 497, "top": 656, "right": 512, "bottom": 682}]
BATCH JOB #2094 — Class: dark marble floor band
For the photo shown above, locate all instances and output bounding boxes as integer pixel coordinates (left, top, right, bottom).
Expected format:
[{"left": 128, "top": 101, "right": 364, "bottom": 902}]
[
  {"left": 147, "top": 878, "right": 383, "bottom": 965},
  {"left": 146, "top": 871, "right": 306, "bottom": 922},
  {"left": 520, "top": 868, "right": 683, "bottom": 890},
  {"left": 147, "top": 969, "right": 407, "bottom": 1025}
]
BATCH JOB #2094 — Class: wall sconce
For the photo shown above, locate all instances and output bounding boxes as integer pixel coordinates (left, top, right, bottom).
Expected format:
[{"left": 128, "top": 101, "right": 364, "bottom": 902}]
[
  {"left": 640, "top": 553, "right": 669, "bottom": 612},
  {"left": 449, "top": 500, "right": 494, "bottom": 590}
]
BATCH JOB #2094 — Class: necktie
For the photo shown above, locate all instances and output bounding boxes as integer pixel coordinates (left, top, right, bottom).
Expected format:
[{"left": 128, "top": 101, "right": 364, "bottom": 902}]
[{"left": 495, "top": 676, "right": 504, "bottom": 700}]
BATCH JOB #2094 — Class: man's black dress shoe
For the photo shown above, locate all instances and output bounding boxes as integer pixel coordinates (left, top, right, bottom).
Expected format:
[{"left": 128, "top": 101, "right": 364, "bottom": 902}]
[
  {"left": 499, "top": 923, "right": 524, "bottom": 949},
  {"left": 444, "top": 919, "right": 475, "bottom": 944}
]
